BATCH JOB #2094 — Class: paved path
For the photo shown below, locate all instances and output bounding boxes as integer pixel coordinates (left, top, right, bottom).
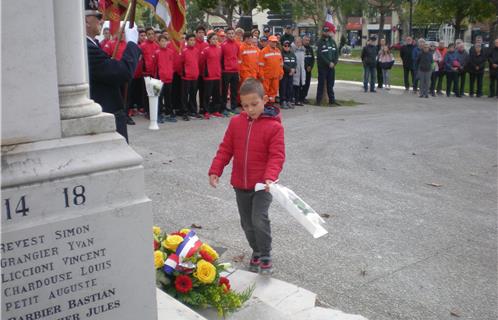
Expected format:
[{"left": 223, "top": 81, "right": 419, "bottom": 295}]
[{"left": 129, "top": 83, "right": 497, "bottom": 320}]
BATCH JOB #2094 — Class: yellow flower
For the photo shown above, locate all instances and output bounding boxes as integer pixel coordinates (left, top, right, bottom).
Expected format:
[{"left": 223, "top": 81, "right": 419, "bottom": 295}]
[
  {"left": 162, "top": 235, "right": 184, "bottom": 251},
  {"left": 154, "top": 250, "right": 165, "bottom": 269},
  {"left": 195, "top": 259, "right": 216, "bottom": 284},
  {"left": 153, "top": 226, "right": 161, "bottom": 236},
  {"left": 200, "top": 243, "right": 219, "bottom": 261},
  {"left": 180, "top": 228, "right": 191, "bottom": 234}
]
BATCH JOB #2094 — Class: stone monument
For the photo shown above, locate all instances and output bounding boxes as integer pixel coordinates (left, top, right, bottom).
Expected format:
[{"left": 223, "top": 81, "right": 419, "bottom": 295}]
[{"left": 1, "top": 1, "right": 157, "bottom": 319}]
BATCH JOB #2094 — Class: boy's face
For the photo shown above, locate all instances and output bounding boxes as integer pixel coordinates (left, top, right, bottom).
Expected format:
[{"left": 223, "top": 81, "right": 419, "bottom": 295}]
[
  {"left": 159, "top": 38, "right": 168, "bottom": 48},
  {"left": 240, "top": 93, "right": 268, "bottom": 120},
  {"left": 187, "top": 37, "right": 196, "bottom": 47},
  {"left": 146, "top": 30, "right": 155, "bottom": 41}
]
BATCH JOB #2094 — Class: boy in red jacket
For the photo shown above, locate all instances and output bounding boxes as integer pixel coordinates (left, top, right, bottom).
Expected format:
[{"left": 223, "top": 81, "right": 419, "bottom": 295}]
[
  {"left": 221, "top": 27, "right": 240, "bottom": 114},
  {"left": 181, "top": 34, "right": 201, "bottom": 121},
  {"left": 200, "top": 33, "right": 223, "bottom": 119},
  {"left": 208, "top": 78, "right": 285, "bottom": 275},
  {"left": 156, "top": 35, "right": 177, "bottom": 123}
]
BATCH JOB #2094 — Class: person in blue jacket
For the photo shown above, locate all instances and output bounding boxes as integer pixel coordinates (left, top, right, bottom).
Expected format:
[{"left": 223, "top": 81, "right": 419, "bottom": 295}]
[
  {"left": 411, "top": 38, "right": 425, "bottom": 92},
  {"left": 85, "top": 0, "right": 141, "bottom": 143},
  {"left": 443, "top": 43, "right": 459, "bottom": 97}
]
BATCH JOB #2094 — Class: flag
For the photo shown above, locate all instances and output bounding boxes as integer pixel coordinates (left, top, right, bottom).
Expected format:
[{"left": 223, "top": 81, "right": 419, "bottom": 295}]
[
  {"left": 140, "top": 0, "right": 171, "bottom": 27},
  {"left": 324, "top": 9, "right": 336, "bottom": 33},
  {"left": 175, "top": 231, "right": 202, "bottom": 262},
  {"left": 99, "top": 0, "right": 128, "bottom": 35}
]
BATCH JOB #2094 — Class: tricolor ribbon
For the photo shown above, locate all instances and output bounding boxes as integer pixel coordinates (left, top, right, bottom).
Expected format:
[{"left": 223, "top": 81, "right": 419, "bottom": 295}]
[
  {"left": 176, "top": 231, "right": 202, "bottom": 262},
  {"left": 163, "top": 253, "right": 179, "bottom": 274}
]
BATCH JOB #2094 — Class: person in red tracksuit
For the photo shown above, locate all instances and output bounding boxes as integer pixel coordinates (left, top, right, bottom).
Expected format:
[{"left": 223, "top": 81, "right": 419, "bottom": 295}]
[
  {"left": 221, "top": 27, "right": 241, "bottom": 114},
  {"left": 200, "top": 33, "right": 223, "bottom": 119},
  {"left": 156, "top": 35, "right": 177, "bottom": 123},
  {"left": 180, "top": 34, "right": 201, "bottom": 121},
  {"left": 140, "top": 27, "right": 159, "bottom": 77},
  {"left": 195, "top": 26, "right": 209, "bottom": 115},
  {"left": 168, "top": 40, "right": 184, "bottom": 114},
  {"left": 208, "top": 78, "right": 285, "bottom": 275}
]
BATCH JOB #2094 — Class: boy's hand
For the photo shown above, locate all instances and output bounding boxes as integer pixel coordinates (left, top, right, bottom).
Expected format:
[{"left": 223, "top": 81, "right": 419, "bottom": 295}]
[
  {"left": 264, "top": 179, "right": 274, "bottom": 192},
  {"left": 209, "top": 175, "right": 219, "bottom": 188}
]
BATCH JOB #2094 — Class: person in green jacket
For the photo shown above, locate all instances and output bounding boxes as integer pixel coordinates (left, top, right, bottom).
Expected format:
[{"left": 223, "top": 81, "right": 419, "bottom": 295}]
[{"left": 315, "top": 26, "right": 340, "bottom": 106}]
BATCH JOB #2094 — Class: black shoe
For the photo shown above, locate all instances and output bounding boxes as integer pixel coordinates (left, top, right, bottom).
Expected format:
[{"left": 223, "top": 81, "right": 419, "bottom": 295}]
[
  {"left": 127, "top": 116, "right": 136, "bottom": 125},
  {"left": 331, "top": 101, "right": 342, "bottom": 106},
  {"left": 182, "top": 114, "right": 190, "bottom": 121},
  {"left": 303, "top": 99, "right": 310, "bottom": 104},
  {"left": 370, "top": 90, "right": 377, "bottom": 93}
]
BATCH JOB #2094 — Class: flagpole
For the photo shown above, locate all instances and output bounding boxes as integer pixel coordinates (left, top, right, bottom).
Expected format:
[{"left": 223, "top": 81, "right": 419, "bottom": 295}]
[{"left": 111, "top": 0, "right": 137, "bottom": 59}]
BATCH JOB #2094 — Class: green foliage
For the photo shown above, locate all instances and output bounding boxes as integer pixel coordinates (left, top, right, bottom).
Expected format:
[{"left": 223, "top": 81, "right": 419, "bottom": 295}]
[
  {"left": 186, "top": 0, "right": 206, "bottom": 32},
  {"left": 413, "top": 0, "right": 495, "bottom": 27}
]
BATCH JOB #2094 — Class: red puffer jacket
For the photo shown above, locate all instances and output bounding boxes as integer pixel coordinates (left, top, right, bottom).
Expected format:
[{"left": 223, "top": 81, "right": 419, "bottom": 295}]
[{"left": 209, "top": 106, "right": 285, "bottom": 190}]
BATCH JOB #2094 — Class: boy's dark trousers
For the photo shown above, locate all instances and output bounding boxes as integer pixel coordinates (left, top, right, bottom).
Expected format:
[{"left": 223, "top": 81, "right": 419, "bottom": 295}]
[
  {"left": 303, "top": 70, "right": 312, "bottom": 100},
  {"left": 172, "top": 73, "right": 182, "bottom": 113},
  {"left": 234, "top": 189, "right": 273, "bottom": 258},
  {"left": 222, "top": 72, "right": 239, "bottom": 111},
  {"left": 203, "top": 79, "right": 222, "bottom": 113},
  {"left": 403, "top": 66, "right": 415, "bottom": 90},
  {"left": 446, "top": 72, "right": 458, "bottom": 96},
  {"left": 196, "top": 76, "right": 205, "bottom": 114},
  {"left": 182, "top": 79, "right": 198, "bottom": 114},
  {"left": 469, "top": 72, "right": 483, "bottom": 96},
  {"left": 458, "top": 71, "right": 467, "bottom": 96},
  {"left": 158, "top": 83, "right": 173, "bottom": 116},
  {"left": 279, "top": 73, "right": 293, "bottom": 103}
]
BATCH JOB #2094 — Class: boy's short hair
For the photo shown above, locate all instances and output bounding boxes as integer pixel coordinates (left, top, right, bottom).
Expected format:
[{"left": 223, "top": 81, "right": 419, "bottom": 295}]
[
  {"left": 145, "top": 27, "right": 154, "bottom": 33},
  {"left": 226, "top": 27, "right": 234, "bottom": 32},
  {"left": 158, "top": 35, "right": 168, "bottom": 42},
  {"left": 186, "top": 33, "right": 196, "bottom": 41},
  {"left": 240, "top": 78, "right": 265, "bottom": 99},
  {"left": 448, "top": 43, "right": 455, "bottom": 48},
  {"left": 196, "top": 25, "right": 206, "bottom": 32}
]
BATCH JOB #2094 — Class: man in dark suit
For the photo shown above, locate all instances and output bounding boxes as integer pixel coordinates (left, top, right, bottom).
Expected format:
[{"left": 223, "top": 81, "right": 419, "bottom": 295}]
[{"left": 85, "top": 0, "right": 141, "bottom": 143}]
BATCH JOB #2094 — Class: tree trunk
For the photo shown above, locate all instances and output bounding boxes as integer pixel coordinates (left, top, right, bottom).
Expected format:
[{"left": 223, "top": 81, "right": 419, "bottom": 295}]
[{"left": 378, "top": 11, "right": 385, "bottom": 40}]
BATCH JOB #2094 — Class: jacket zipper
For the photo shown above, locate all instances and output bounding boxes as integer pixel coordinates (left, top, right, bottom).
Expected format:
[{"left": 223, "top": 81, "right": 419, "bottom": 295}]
[{"left": 244, "top": 119, "right": 254, "bottom": 189}]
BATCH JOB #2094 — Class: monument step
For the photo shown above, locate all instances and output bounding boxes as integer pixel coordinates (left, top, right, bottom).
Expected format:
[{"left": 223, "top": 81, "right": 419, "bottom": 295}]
[
  {"left": 198, "top": 296, "right": 290, "bottom": 320},
  {"left": 293, "top": 306, "right": 369, "bottom": 320},
  {"left": 156, "top": 288, "right": 208, "bottom": 320}
]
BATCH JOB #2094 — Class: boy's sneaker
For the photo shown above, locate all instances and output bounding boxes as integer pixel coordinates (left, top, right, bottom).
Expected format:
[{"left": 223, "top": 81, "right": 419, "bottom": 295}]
[
  {"left": 211, "top": 112, "right": 224, "bottom": 118},
  {"left": 204, "top": 112, "right": 211, "bottom": 120},
  {"left": 182, "top": 114, "right": 190, "bottom": 121},
  {"left": 259, "top": 257, "right": 273, "bottom": 275},
  {"left": 248, "top": 257, "right": 260, "bottom": 273}
]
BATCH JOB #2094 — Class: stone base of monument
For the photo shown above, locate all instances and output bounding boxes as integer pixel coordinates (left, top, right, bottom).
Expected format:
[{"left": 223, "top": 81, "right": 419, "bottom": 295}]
[{"left": 156, "top": 269, "right": 369, "bottom": 320}]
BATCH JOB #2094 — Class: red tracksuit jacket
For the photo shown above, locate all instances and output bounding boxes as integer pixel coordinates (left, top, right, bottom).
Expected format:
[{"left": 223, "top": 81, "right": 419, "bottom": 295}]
[
  {"left": 168, "top": 42, "right": 184, "bottom": 75},
  {"left": 209, "top": 106, "right": 285, "bottom": 190},
  {"left": 200, "top": 44, "right": 222, "bottom": 80},
  {"left": 221, "top": 38, "right": 240, "bottom": 73},
  {"left": 181, "top": 46, "right": 200, "bottom": 80},
  {"left": 156, "top": 47, "right": 175, "bottom": 84},
  {"left": 140, "top": 40, "right": 160, "bottom": 76}
]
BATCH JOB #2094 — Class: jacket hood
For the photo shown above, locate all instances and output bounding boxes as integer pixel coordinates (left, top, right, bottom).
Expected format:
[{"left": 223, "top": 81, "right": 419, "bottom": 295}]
[{"left": 241, "top": 105, "right": 281, "bottom": 122}]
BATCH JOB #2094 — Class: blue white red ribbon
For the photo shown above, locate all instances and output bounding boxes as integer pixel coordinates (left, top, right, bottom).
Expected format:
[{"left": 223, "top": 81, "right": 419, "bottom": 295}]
[
  {"left": 163, "top": 253, "right": 179, "bottom": 274},
  {"left": 176, "top": 231, "right": 202, "bottom": 262}
]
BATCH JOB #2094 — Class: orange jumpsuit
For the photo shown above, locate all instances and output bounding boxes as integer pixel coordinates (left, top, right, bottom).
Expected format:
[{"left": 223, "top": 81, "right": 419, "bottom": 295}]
[
  {"left": 239, "top": 42, "right": 260, "bottom": 84},
  {"left": 258, "top": 46, "right": 283, "bottom": 102}
]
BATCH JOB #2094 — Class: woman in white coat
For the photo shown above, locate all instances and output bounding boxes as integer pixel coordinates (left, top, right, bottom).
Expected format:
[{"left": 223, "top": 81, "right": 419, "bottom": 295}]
[{"left": 292, "top": 37, "right": 307, "bottom": 106}]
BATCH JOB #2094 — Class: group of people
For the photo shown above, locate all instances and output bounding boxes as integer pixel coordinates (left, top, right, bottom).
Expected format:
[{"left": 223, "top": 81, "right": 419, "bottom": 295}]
[
  {"left": 361, "top": 35, "right": 498, "bottom": 99},
  {"left": 97, "top": 24, "right": 342, "bottom": 126},
  {"left": 400, "top": 35, "right": 498, "bottom": 98}
]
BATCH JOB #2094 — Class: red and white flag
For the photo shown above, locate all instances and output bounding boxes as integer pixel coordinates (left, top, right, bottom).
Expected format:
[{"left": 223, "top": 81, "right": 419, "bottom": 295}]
[{"left": 324, "top": 9, "right": 336, "bottom": 33}]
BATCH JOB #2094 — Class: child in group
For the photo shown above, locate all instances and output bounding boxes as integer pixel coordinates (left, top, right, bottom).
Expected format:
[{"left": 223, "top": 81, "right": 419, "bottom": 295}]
[
  {"left": 200, "top": 33, "right": 223, "bottom": 119},
  {"left": 259, "top": 35, "right": 283, "bottom": 106},
  {"left": 377, "top": 45, "right": 395, "bottom": 90},
  {"left": 208, "top": 78, "right": 285, "bottom": 275},
  {"left": 280, "top": 40, "right": 296, "bottom": 109},
  {"left": 156, "top": 35, "right": 177, "bottom": 122},
  {"left": 181, "top": 34, "right": 201, "bottom": 120}
]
